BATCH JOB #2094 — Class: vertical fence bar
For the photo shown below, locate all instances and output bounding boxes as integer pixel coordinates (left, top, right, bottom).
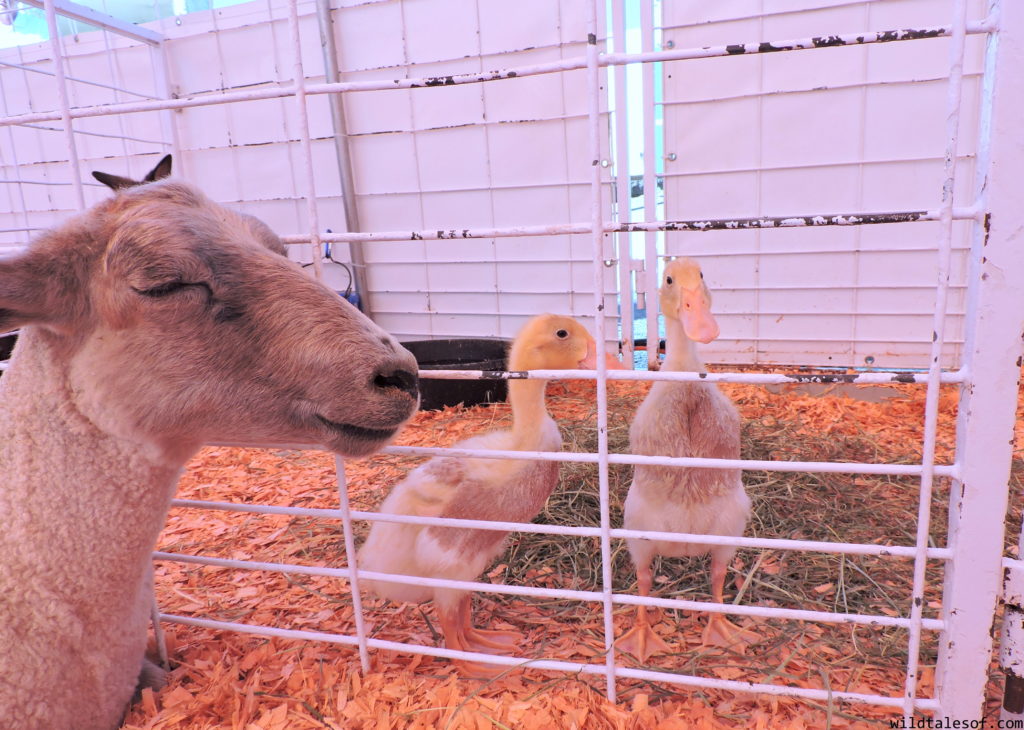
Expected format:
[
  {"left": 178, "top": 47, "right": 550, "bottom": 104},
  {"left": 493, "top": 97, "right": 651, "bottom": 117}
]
[
  {"left": 751, "top": 8, "right": 764, "bottom": 366},
  {"left": 98, "top": 29, "right": 130, "bottom": 167},
  {"left": 585, "top": 0, "right": 617, "bottom": 703},
  {"left": 938, "top": 0, "right": 1024, "bottom": 719},
  {"left": 150, "top": 590, "right": 169, "bottom": 669},
  {"left": 901, "top": 0, "right": 970, "bottom": 720},
  {"left": 335, "top": 456, "right": 371, "bottom": 673},
  {"left": 149, "top": 42, "right": 182, "bottom": 166},
  {"left": 611, "top": 0, "right": 633, "bottom": 367},
  {"left": 42, "top": 0, "right": 84, "bottom": 210},
  {"left": 146, "top": 32, "right": 180, "bottom": 683},
  {"left": 286, "top": 0, "right": 370, "bottom": 678},
  {"left": 639, "top": 0, "right": 659, "bottom": 370},
  {"left": 285, "top": 0, "right": 323, "bottom": 279}
]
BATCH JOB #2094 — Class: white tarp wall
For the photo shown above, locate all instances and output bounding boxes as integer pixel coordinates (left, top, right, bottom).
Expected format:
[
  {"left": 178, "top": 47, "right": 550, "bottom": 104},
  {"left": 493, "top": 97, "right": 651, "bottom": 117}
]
[
  {"left": 0, "top": 0, "right": 991, "bottom": 365},
  {"left": 0, "top": 0, "right": 618, "bottom": 346},
  {"left": 327, "top": 0, "right": 614, "bottom": 342},
  {"left": 657, "top": 0, "right": 986, "bottom": 369}
]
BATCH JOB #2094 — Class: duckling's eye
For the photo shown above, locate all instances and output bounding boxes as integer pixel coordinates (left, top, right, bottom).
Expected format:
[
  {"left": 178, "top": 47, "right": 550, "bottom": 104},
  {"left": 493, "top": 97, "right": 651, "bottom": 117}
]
[
  {"left": 700, "top": 272, "right": 704, "bottom": 279},
  {"left": 555, "top": 329, "right": 569, "bottom": 339},
  {"left": 665, "top": 275, "right": 673, "bottom": 285}
]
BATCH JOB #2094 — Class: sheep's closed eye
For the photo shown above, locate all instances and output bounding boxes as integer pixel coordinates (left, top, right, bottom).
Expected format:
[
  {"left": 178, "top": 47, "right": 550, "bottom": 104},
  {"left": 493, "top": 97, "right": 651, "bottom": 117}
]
[
  {"left": 134, "top": 281, "right": 188, "bottom": 297},
  {"left": 133, "top": 281, "right": 207, "bottom": 298}
]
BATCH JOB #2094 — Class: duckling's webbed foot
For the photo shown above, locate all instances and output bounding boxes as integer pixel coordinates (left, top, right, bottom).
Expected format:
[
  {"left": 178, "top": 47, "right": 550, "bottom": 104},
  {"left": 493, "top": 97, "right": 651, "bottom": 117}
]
[
  {"left": 616, "top": 607, "right": 672, "bottom": 662},
  {"left": 453, "top": 659, "right": 512, "bottom": 678},
  {"left": 616, "top": 562, "right": 672, "bottom": 661},
  {"left": 446, "top": 596, "right": 520, "bottom": 653},
  {"left": 465, "top": 626, "right": 520, "bottom": 652},
  {"left": 438, "top": 595, "right": 520, "bottom": 677},
  {"left": 702, "top": 614, "right": 759, "bottom": 653},
  {"left": 704, "top": 554, "right": 760, "bottom": 653},
  {"left": 616, "top": 623, "right": 672, "bottom": 662}
]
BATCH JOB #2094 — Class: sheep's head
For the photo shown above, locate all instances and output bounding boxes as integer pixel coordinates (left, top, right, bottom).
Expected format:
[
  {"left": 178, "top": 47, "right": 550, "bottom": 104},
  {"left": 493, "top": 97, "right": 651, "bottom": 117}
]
[{"left": 0, "top": 180, "right": 419, "bottom": 461}]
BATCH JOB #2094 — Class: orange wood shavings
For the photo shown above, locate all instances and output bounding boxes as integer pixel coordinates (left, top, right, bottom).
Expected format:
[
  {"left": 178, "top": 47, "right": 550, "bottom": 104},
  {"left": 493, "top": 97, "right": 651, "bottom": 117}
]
[{"left": 122, "top": 373, "right": 1014, "bottom": 730}]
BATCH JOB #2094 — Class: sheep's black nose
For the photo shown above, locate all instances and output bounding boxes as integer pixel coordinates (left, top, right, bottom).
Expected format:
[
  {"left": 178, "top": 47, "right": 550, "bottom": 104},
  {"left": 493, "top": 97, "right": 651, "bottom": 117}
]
[{"left": 373, "top": 366, "right": 419, "bottom": 399}]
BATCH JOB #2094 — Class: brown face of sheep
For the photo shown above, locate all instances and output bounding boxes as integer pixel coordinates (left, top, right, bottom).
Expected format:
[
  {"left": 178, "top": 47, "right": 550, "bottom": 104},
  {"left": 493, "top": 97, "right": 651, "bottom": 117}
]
[{"left": 0, "top": 181, "right": 419, "bottom": 460}]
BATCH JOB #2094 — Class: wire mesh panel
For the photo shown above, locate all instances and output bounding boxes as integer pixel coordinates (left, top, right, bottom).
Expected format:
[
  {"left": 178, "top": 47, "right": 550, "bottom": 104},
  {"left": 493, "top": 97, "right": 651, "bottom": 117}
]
[{"left": 1, "top": 0, "right": 1022, "bottom": 725}]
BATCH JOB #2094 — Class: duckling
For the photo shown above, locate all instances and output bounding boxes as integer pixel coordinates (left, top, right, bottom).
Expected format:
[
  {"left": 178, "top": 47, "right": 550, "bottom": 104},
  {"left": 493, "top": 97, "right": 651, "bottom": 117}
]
[
  {"left": 359, "top": 313, "right": 624, "bottom": 675},
  {"left": 617, "top": 258, "right": 758, "bottom": 661}
]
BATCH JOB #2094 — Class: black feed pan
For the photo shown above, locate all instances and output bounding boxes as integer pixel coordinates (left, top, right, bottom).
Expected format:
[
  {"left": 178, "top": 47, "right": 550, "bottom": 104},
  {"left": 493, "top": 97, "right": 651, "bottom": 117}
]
[{"left": 401, "top": 338, "right": 510, "bottom": 411}]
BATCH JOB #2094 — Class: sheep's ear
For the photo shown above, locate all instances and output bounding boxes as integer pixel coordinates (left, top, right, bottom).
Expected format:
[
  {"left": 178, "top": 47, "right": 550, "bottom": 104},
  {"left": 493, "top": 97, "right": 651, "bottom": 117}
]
[
  {"left": 0, "top": 253, "right": 71, "bottom": 332},
  {"left": 92, "top": 155, "right": 171, "bottom": 191},
  {"left": 144, "top": 154, "right": 172, "bottom": 183},
  {"left": 92, "top": 170, "right": 138, "bottom": 191}
]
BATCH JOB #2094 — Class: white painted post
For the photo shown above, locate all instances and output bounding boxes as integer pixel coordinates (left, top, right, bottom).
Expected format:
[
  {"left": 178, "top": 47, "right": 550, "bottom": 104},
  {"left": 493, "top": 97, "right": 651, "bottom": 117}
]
[
  {"left": 611, "top": 0, "right": 634, "bottom": 367},
  {"left": 936, "top": 0, "right": 1024, "bottom": 718},
  {"left": 334, "top": 456, "right": 371, "bottom": 673},
  {"left": 585, "top": 0, "right": 618, "bottom": 702},
  {"left": 285, "top": 0, "right": 323, "bottom": 280},
  {"left": 903, "top": 0, "right": 971, "bottom": 719},
  {"left": 149, "top": 42, "right": 183, "bottom": 169},
  {"left": 42, "top": 0, "right": 84, "bottom": 210},
  {"left": 639, "top": 0, "right": 659, "bottom": 369}
]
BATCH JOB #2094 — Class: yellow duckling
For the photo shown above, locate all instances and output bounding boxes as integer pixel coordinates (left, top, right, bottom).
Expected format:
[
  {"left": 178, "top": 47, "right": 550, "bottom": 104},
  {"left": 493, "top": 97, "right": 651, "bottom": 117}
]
[
  {"left": 360, "top": 313, "right": 624, "bottom": 675},
  {"left": 617, "top": 258, "right": 758, "bottom": 661}
]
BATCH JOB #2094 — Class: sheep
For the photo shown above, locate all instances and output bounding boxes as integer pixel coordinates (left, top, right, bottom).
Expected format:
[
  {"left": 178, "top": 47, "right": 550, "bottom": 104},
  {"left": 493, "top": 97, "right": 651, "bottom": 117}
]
[{"left": 0, "top": 176, "right": 420, "bottom": 730}]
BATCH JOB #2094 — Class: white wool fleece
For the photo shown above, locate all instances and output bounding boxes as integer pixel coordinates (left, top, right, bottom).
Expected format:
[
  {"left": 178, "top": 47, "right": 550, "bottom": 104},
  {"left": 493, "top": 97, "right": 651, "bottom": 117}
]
[{"left": 0, "top": 331, "right": 183, "bottom": 730}]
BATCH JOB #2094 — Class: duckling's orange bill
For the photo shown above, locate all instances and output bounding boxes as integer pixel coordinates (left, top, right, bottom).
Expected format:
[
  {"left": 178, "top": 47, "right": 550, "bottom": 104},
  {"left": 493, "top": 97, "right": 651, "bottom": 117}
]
[
  {"left": 578, "top": 339, "right": 629, "bottom": 370},
  {"left": 680, "top": 287, "right": 720, "bottom": 344}
]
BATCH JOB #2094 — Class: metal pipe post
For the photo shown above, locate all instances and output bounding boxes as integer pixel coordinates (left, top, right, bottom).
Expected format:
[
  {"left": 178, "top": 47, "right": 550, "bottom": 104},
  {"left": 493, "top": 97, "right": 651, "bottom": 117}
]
[
  {"left": 937, "top": 0, "right": 1024, "bottom": 719},
  {"left": 314, "top": 0, "right": 372, "bottom": 313}
]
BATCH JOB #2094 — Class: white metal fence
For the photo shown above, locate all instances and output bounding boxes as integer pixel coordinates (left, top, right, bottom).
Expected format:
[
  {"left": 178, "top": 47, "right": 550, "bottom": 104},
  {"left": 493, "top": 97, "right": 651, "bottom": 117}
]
[{"left": 1, "top": 0, "right": 1022, "bottom": 724}]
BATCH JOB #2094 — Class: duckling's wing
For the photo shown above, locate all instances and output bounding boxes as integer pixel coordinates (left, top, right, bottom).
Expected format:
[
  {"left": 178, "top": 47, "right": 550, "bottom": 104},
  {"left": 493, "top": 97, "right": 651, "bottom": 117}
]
[
  {"left": 357, "top": 453, "right": 474, "bottom": 602},
  {"left": 394, "top": 422, "right": 560, "bottom": 580},
  {"left": 414, "top": 455, "right": 561, "bottom": 579}
]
